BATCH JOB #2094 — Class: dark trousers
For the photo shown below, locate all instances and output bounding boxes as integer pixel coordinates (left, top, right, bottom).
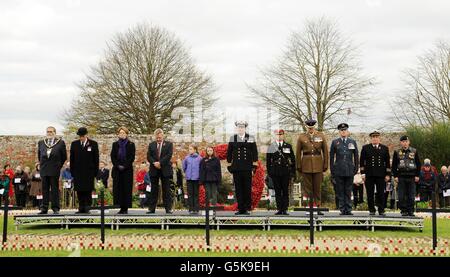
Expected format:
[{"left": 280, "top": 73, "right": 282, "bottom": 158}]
[
  {"left": 77, "top": 191, "right": 92, "bottom": 212},
  {"left": 335, "top": 176, "right": 354, "bottom": 213},
  {"left": 332, "top": 181, "right": 339, "bottom": 209},
  {"left": 15, "top": 192, "right": 27, "bottom": 208},
  {"left": 398, "top": 176, "right": 416, "bottom": 214},
  {"left": 115, "top": 171, "right": 132, "bottom": 211},
  {"left": 439, "top": 193, "right": 450, "bottom": 208},
  {"left": 233, "top": 171, "right": 252, "bottom": 212},
  {"left": 353, "top": 184, "right": 364, "bottom": 208},
  {"left": 187, "top": 180, "right": 199, "bottom": 212},
  {"left": 271, "top": 174, "right": 290, "bottom": 212},
  {"left": 41, "top": 176, "right": 60, "bottom": 211},
  {"left": 365, "top": 176, "right": 385, "bottom": 213},
  {"left": 205, "top": 182, "right": 218, "bottom": 206},
  {"left": 148, "top": 172, "right": 172, "bottom": 212},
  {"left": 419, "top": 188, "right": 432, "bottom": 202}
]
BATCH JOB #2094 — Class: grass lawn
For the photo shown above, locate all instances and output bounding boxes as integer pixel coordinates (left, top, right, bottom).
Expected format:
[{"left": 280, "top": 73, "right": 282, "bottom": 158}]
[{"left": 0, "top": 217, "right": 449, "bottom": 257}]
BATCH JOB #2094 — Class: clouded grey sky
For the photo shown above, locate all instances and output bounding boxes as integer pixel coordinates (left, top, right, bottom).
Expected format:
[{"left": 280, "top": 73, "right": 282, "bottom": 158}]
[{"left": 1, "top": 0, "right": 449, "bottom": 135}]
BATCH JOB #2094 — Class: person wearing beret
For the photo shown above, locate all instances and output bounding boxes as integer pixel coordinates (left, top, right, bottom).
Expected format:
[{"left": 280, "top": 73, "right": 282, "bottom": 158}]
[
  {"left": 70, "top": 127, "right": 99, "bottom": 214},
  {"left": 296, "top": 119, "right": 329, "bottom": 213},
  {"left": 37, "top": 126, "right": 67, "bottom": 214},
  {"left": 360, "top": 131, "right": 391, "bottom": 216},
  {"left": 330, "top": 123, "right": 359, "bottom": 215},
  {"left": 266, "top": 129, "right": 296, "bottom": 215},
  {"left": 392, "top": 135, "right": 421, "bottom": 216},
  {"left": 226, "top": 120, "right": 258, "bottom": 215}
]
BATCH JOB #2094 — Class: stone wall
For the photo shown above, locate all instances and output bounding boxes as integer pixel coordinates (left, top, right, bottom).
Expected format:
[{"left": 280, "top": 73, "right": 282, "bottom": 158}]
[{"left": 0, "top": 132, "right": 404, "bottom": 169}]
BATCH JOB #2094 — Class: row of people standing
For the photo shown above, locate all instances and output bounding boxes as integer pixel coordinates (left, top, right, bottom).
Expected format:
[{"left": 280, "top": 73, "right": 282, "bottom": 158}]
[{"left": 0, "top": 163, "right": 43, "bottom": 208}]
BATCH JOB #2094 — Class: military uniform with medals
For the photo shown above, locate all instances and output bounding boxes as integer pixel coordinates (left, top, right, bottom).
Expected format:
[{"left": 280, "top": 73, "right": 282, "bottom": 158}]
[
  {"left": 296, "top": 119, "right": 329, "bottom": 207},
  {"left": 360, "top": 131, "right": 391, "bottom": 215},
  {"left": 266, "top": 129, "right": 296, "bottom": 215},
  {"left": 330, "top": 123, "right": 359, "bottom": 215},
  {"left": 227, "top": 121, "right": 258, "bottom": 215},
  {"left": 392, "top": 135, "right": 421, "bottom": 216}
]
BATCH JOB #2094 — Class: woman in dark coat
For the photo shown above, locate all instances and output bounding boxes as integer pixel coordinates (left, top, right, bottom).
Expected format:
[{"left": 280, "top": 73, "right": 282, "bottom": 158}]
[
  {"left": 111, "top": 126, "right": 136, "bottom": 214},
  {"left": 199, "top": 146, "right": 222, "bottom": 206}
]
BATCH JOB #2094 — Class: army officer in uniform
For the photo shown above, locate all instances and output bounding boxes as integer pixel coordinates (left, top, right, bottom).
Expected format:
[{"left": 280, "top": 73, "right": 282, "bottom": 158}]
[
  {"left": 330, "top": 123, "right": 359, "bottom": 215},
  {"left": 227, "top": 121, "right": 258, "bottom": 215},
  {"left": 296, "top": 119, "right": 329, "bottom": 213},
  {"left": 266, "top": 129, "right": 296, "bottom": 215},
  {"left": 360, "top": 131, "right": 391, "bottom": 216}
]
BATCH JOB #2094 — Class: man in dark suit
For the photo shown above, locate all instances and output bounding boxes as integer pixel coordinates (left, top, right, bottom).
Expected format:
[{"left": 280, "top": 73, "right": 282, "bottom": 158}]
[
  {"left": 266, "top": 129, "right": 295, "bottom": 215},
  {"left": 96, "top": 161, "right": 110, "bottom": 188},
  {"left": 227, "top": 121, "right": 258, "bottom": 215},
  {"left": 70, "top": 127, "right": 99, "bottom": 214},
  {"left": 330, "top": 123, "right": 359, "bottom": 215},
  {"left": 360, "top": 131, "right": 391, "bottom": 216},
  {"left": 146, "top": 128, "right": 173, "bottom": 214},
  {"left": 37, "top": 126, "right": 67, "bottom": 214}
]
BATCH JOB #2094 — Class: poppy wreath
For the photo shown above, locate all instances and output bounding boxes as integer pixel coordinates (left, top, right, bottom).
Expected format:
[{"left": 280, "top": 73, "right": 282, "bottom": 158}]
[{"left": 198, "top": 143, "right": 265, "bottom": 211}]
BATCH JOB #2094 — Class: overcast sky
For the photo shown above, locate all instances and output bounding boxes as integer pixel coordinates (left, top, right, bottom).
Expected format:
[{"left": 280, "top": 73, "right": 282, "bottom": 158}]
[{"left": 1, "top": 0, "right": 449, "bottom": 135}]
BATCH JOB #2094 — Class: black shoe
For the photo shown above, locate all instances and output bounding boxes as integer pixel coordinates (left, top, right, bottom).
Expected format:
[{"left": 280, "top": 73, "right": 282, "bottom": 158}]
[
  {"left": 369, "top": 211, "right": 376, "bottom": 216},
  {"left": 317, "top": 211, "right": 324, "bottom": 215},
  {"left": 53, "top": 210, "right": 60, "bottom": 215},
  {"left": 346, "top": 212, "right": 354, "bottom": 216},
  {"left": 146, "top": 210, "right": 155, "bottom": 214},
  {"left": 401, "top": 212, "right": 408, "bottom": 216},
  {"left": 339, "top": 212, "right": 346, "bottom": 216},
  {"left": 235, "top": 211, "right": 245, "bottom": 215},
  {"left": 242, "top": 211, "right": 250, "bottom": 215},
  {"left": 282, "top": 211, "right": 289, "bottom": 215},
  {"left": 38, "top": 210, "right": 48, "bottom": 215},
  {"left": 75, "top": 210, "right": 86, "bottom": 214},
  {"left": 166, "top": 210, "right": 173, "bottom": 214},
  {"left": 117, "top": 210, "right": 128, "bottom": 215},
  {"left": 275, "top": 211, "right": 283, "bottom": 215},
  {"left": 408, "top": 212, "right": 415, "bottom": 217},
  {"left": 379, "top": 212, "right": 386, "bottom": 216}
]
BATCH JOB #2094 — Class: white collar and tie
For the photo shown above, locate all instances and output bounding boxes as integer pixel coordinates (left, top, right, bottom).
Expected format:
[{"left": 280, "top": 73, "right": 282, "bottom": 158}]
[{"left": 277, "top": 141, "right": 283, "bottom": 148}]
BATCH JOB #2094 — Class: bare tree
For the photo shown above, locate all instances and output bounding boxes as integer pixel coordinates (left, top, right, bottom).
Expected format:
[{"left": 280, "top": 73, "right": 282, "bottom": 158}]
[
  {"left": 63, "top": 23, "right": 216, "bottom": 134},
  {"left": 393, "top": 41, "right": 450, "bottom": 127},
  {"left": 248, "top": 17, "right": 374, "bottom": 131}
]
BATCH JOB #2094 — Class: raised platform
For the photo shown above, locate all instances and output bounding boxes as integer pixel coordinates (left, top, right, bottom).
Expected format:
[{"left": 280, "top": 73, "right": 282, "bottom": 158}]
[{"left": 12, "top": 209, "right": 424, "bottom": 232}]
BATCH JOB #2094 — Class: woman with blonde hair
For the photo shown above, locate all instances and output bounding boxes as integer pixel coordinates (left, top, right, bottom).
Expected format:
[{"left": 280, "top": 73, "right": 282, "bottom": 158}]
[{"left": 111, "top": 126, "right": 136, "bottom": 214}]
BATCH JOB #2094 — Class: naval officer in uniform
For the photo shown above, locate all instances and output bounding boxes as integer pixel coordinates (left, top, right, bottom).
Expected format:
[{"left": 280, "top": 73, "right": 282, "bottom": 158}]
[
  {"left": 360, "top": 131, "right": 391, "bottom": 216},
  {"left": 330, "top": 123, "right": 359, "bottom": 215},
  {"left": 227, "top": 121, "right": 258, "bottom": 215},
  {"left": 296, "top": 119, "right": 329, "bottom": 213},
  {"left": 266, "top": 129, "right": 296, "bottom": 215}
]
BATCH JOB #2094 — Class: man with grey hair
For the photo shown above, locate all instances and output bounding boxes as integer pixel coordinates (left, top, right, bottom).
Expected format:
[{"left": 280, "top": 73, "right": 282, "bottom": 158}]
[
  {"left": 37, "top": 126, "right": 67, "bottom": 214},
  {"left": 438, "top": 165, "right": 450, "bottom": 208},
  {"left": 147, "top": 128, "right": 174, "bottom": 214}
]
